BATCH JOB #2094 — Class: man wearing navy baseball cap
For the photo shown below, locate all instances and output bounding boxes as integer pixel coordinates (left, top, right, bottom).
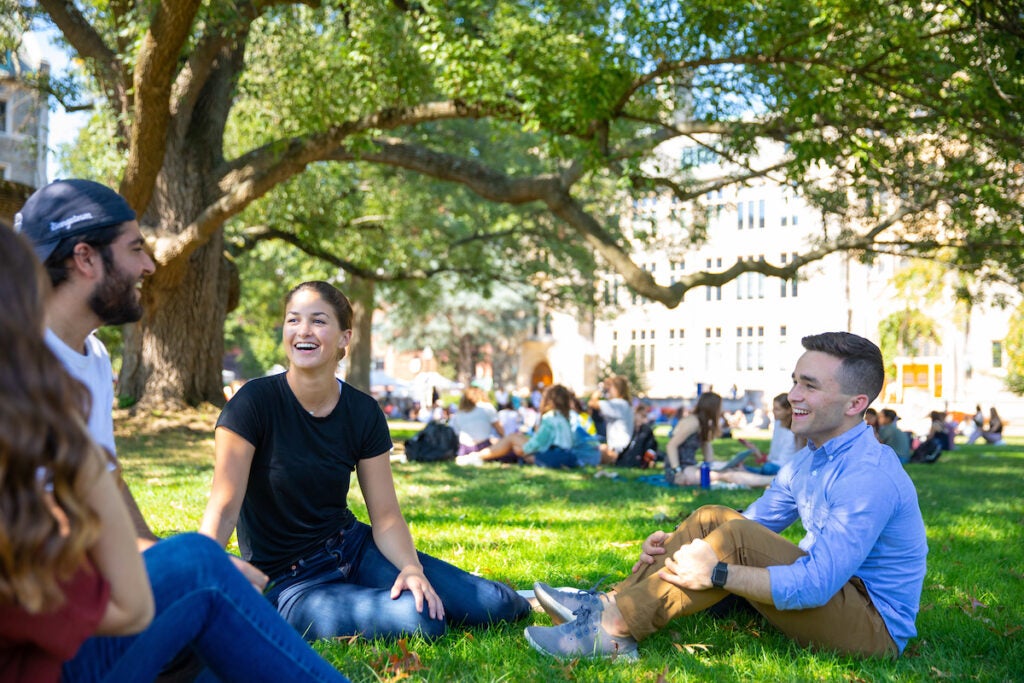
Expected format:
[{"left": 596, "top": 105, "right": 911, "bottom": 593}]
[
  {"left": 16, "top": 179, "right": 155, "bottom": 484},
  {"left": 14, "top": 180, "right": 328, "bottom": 682}
]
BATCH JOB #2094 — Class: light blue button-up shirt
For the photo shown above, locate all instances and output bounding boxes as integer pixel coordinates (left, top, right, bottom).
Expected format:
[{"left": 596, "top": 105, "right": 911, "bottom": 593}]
[{"left": 743, "top": 422, "right": 928, "bottom": 653}]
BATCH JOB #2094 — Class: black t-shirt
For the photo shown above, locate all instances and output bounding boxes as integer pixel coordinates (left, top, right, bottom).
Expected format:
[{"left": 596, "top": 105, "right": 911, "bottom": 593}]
[{"left": 217, "top": 373, "right": 393, "bottom": 577}]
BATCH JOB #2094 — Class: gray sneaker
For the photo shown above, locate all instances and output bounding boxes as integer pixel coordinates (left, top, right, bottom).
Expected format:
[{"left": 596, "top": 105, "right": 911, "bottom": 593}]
[
  {"left": 533, "top": 582, "right": 605, "bottom": 625},
  {"left": 524, "top": 602, "right": 639, "bottom": 661}
]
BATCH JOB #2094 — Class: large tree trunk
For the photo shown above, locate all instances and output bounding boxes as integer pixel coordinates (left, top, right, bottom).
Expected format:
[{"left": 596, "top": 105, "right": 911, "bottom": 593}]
[
  {"left": 345, "top": 274, "right": 375, "bottom": 393},
  {"left": 120, "top": 236, "right": 233, "bottom": 407},
  {"left": 117, "top": 41, "right": 244, "bottom": 409}
]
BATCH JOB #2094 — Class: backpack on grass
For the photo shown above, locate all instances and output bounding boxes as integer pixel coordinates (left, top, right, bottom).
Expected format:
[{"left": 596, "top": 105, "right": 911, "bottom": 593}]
[{"left": 404, "top": 421, "right": 459, "bottom": 462}]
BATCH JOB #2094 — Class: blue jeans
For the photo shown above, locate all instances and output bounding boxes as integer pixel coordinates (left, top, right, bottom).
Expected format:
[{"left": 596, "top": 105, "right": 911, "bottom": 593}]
[
  {"left": 266, "top": 521, "right": 531, "bottom": 641},
  {"left": 745, "top": 462, "right": 781, "bottom": 475},
  {"left": 63, "top": 533, "right": 347, "bottom": 683},
  {"left": 534, "top": 446, "right": 580, "bottom": 468}
]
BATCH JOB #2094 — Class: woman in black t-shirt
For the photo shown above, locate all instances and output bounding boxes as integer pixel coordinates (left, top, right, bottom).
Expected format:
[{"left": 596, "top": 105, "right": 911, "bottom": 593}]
[{"left": 200, "top": 281, "right": 529, "bottom": 641}]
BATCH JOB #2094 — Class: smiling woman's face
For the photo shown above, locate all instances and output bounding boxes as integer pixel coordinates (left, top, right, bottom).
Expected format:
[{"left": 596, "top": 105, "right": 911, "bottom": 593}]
[{"left": 282, "top": 288, "right": 351, "bottom": 370}]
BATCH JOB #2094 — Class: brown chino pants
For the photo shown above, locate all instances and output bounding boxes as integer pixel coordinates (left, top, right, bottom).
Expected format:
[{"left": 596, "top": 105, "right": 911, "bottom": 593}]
[{"left": 612, "top": 505, "right": 898, "bottom": 657}]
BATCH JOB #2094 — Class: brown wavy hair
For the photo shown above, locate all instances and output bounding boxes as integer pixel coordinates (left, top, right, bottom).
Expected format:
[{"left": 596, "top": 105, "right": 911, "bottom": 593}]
[
  {"left": 540, "top": 384, "right": 573, "bottom": 420},
  {"left": 0, "top": 224, "right": 103, "bottom": 614},
  {"left": 694, "top": 391, "right": 723, "bottom": 444}
]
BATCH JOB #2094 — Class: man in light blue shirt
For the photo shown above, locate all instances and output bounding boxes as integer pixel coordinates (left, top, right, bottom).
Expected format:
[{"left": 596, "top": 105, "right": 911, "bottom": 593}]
[{"left": 525, "top": 332, "right": 927, "bottom": 660}]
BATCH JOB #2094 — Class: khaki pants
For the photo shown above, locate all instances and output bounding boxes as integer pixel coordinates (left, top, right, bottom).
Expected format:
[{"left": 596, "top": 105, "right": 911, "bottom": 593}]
[{"left": 612, "top": 505, "right": 897, "bottom": 657}]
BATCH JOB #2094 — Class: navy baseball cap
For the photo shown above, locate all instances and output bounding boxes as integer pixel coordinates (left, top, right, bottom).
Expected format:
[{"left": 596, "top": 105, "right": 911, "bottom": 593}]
[{"left": 14, "top": 179, "right": 136, "bottom": 263}]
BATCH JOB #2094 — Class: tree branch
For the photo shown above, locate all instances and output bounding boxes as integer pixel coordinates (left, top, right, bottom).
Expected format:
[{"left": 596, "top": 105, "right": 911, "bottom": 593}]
[
  {"left": 120, "top": 0, "right": 203, "bottom": 215},
  {"left": 151, "top": 100, "right": 511, "bottom": 273},
  {"left": 37, "top": 0, "right": 128, "bottom": 115},
  {"left": 237, "top": 225, "right": 504, "bottom": 282}
]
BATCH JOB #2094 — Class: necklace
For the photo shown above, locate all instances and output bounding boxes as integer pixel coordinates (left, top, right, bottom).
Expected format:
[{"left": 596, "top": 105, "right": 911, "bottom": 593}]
[{"left": 304, "top": 381, "right": 340, "bottom": 417}]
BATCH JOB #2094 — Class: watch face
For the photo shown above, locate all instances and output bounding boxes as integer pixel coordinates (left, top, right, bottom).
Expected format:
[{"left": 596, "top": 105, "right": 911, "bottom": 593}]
[{"left": 712, "top": 563, "right": 728, "bottom": 587}]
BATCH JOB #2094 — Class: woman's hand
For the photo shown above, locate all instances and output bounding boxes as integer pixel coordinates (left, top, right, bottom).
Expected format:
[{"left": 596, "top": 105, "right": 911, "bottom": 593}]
[
  {"left": 631, "top": 530, "right": 669, "bottom": 573},
  {"left": 391, "top": 566, "right": 445, "bottom": 620}
]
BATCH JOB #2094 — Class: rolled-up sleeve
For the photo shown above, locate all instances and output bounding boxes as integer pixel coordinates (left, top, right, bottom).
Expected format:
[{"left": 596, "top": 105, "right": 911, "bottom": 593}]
[{"left": 767, "top": 466, "right": 898, "bottom": 609}]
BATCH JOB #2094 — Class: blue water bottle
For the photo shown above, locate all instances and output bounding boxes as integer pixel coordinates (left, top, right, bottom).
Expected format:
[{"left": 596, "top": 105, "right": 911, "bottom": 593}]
[{"left": 700, "top": 461, "right": 711, "bottom": 489}]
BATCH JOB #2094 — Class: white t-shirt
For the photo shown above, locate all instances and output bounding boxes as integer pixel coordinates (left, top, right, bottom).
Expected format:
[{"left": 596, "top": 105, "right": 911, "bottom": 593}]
[
  {"left": 449, "top": 403, "right": 498, "bottom": 446},
  {"left": 599, "top": 398, "right": 634, "bottom": 452},
  {"left": 46, "top": 328, "right": 117, "bottom": 458},
  {"left": 767, "top": 424, "right": 797, "bottom": 467}
]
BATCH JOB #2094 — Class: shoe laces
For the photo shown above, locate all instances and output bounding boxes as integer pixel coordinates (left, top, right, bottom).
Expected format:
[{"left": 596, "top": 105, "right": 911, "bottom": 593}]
[{"left": 570, "top": 574, "right": 609, "bottom": 610}]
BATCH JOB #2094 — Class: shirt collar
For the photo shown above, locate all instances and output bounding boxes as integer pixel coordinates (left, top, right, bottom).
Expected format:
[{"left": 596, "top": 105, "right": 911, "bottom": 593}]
[{"left": 807, "top": 421, "right": 871, "bottom": 458}]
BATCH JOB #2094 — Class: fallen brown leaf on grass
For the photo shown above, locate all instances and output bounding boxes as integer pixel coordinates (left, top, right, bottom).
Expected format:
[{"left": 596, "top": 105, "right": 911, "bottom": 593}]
[{"left": 369, "top": 638, "right": 426, "bottom": 682}]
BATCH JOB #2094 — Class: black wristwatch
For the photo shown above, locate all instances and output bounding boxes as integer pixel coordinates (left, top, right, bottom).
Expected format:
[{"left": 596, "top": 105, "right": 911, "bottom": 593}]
[{"left": 711, "top": 561, "right": 729, "bottom": 588}]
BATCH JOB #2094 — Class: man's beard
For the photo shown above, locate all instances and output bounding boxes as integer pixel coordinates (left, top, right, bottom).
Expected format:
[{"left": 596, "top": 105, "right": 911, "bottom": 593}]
[{"left": 89, "top": 264, "right": 143, "bottom": 326}]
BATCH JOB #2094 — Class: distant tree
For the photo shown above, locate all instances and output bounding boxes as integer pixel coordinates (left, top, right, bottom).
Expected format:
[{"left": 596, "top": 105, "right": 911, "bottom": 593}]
[
  {"left": 1004, "top": 300, "right": 1024, "bottom": 395},
  {"left": 604, "top": 348, "right": 648, "bottom": 398},
  {"left": 378, "top": 278, "right": 537, "bottom": 388}
]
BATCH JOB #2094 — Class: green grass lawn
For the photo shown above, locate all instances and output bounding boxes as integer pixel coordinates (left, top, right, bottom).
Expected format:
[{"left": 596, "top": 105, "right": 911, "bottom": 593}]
[{"left": 118, "top": 411, "right": 1023, "bottom": 681}]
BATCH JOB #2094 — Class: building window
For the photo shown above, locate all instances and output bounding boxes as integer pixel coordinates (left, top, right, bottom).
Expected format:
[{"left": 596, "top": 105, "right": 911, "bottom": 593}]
[
  {"left": 758, "top": 199, "right": 765, "bottom": 228},
  {"left": 780, "top": 325, "right": 787, "bottom": 336},
  {"left": 715, "top": 285, "right": 722, "bottom": 300},
  {"left": 737, "top": 201, "right": 744, "bottom": 229},
  {"left": 757, "top": 341, "right": 764, "bottom": 370},
  {"left": 0, "top": 99, "right": 7, "bottom": 133},
  {"left": 993, "top": 341, "right": 1003, "bottom": 368},
  {"left": 736, "top": 342, "right": 743, "bottom": 371}
]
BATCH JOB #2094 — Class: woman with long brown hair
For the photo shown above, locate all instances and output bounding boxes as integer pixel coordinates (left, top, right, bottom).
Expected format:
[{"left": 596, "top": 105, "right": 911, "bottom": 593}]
[
  {"left": 201, "top": 280, "right": 529, "bottom": 642},
  {"left": 0, "top": 225, "right": 153, "bottom": 681},
  {"left": 665, "top": 391, "right": 723, "bottom": 483}
]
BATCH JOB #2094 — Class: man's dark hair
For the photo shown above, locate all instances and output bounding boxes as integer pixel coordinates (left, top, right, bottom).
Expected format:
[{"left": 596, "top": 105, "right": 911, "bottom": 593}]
[
  {"left": 801, "top": 332, "right": 884, "bottom": 404},
  {"left": 43, "top": 224, "right": 123, "bottom": 288}
]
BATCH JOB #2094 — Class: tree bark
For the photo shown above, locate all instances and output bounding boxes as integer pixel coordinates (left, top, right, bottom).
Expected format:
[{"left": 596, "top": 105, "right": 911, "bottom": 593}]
[
  {"left": 457, "top": 333, "right": 477, "bottom": 386},
  {"left": 345, "top": 274, "right": 375, "bottom": 394}
]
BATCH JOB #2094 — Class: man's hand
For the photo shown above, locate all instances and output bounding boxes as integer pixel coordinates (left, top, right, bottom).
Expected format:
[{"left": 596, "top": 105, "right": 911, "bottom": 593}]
[
  {"left": 631, "top": 530, "right": 670, "bottom": 573},
  {"left": 229, "top": 555, "right": 269, "bottom": 592},
  {"left": 658, "top": 538, "right": 719, "bottom": 590}
]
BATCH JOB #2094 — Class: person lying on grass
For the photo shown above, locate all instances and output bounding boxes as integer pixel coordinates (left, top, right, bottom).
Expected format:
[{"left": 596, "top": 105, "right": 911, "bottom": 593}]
[{"left": 525, "top": 332, "right": 927, "bottom": 661}]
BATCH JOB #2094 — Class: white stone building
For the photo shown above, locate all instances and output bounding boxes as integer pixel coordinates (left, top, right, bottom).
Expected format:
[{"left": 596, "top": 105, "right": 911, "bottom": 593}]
[
  {"left": 0, "top": 39, "right": 49, "bottom": 223},
  {"left": 525, "top": 137, "right": 1021, "bottom": 434}
]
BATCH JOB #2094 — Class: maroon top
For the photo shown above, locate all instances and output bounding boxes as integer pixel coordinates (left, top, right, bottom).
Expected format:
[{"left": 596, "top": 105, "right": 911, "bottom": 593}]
[{"left": 0, "top": 562, "right": 110, "bottom": 682}]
